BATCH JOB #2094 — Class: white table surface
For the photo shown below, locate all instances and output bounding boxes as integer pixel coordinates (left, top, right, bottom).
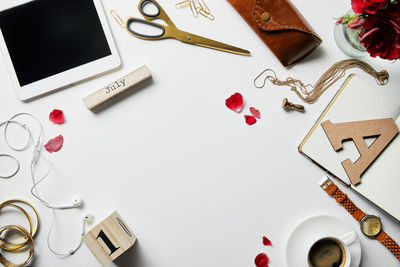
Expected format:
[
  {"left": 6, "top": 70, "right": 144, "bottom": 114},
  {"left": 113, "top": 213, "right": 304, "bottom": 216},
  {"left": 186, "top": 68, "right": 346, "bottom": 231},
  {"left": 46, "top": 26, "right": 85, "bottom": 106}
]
[{"left": 1, "top": 0, "right": 400, "bottom": 266}]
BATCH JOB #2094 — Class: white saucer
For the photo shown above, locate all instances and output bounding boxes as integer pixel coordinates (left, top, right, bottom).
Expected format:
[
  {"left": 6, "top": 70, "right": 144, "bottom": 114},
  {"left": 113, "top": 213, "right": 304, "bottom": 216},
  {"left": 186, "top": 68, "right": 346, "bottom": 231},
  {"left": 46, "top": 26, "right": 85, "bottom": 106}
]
[{"left": 285, "top": 215, "right": 361, "bottom": 267}]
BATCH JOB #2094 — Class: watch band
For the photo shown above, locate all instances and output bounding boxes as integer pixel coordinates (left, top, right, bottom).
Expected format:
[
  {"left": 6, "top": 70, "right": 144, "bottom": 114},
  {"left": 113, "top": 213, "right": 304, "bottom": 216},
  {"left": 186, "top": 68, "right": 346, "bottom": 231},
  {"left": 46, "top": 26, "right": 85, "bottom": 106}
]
[
  {"left": 376, "top": 230, "right": 400, "bottom": 261},
  {"left": 320, "top": 177, "right": 400, "bottom": 262},
  {"left": 320, "top": 177, "right": 365, "bottom": 222}
]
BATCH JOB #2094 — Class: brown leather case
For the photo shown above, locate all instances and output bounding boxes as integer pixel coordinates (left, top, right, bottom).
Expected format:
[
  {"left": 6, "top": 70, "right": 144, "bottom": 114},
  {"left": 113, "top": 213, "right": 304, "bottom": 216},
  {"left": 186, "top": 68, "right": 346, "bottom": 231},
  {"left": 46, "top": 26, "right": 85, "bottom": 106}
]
[{"left": 228, "top": 0, "right": 322, "bottom": 66}]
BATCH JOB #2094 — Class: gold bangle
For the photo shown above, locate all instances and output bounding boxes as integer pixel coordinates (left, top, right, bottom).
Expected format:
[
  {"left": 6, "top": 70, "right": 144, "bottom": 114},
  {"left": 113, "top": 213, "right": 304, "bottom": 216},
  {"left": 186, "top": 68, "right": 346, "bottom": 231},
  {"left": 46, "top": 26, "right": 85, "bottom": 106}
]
[
  {"left": 0, "top": 203, "right": 33, "bottom": 251},
  {"left": 1, "top": 199, "right": 40, "bottom": 238},
  {"left": 0, "top": 225, "right": 34, "bottom": 267}
]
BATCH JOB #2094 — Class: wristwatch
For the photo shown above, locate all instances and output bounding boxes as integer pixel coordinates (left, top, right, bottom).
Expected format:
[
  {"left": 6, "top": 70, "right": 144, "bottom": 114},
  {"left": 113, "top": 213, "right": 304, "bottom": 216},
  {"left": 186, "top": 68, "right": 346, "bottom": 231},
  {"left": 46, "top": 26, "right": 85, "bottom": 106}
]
[{"left": 319, "top": 177, "right": 400, "bottom": 261}]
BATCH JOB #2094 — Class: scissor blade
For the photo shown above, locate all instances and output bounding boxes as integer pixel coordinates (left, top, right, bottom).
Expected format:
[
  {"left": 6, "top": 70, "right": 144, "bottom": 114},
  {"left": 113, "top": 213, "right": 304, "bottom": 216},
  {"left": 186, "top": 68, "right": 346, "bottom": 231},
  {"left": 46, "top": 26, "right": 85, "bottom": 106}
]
[{"left": 175, "top": 30, "right": 251, "bottom": 56}]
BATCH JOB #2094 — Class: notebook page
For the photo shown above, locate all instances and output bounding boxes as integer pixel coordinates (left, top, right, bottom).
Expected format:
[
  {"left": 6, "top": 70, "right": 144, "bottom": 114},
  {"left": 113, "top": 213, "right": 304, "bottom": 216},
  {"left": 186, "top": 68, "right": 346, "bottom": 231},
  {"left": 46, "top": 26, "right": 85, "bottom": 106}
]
[
  {"left": 354, "top": 116, "right": 400, "bottom": 221},
  {"left": 301, "top": 75, "right": 400, "bottom": 185}
]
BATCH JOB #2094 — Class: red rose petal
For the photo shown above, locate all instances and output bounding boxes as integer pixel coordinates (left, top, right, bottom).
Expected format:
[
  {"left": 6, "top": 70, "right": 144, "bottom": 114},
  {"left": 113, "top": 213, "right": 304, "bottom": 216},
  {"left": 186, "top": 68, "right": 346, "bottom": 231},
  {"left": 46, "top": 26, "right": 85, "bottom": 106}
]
[
  {"left": 244, "top": 115, "right": 257, "bottom": 125},
  {"left": 250, "top": 107, "right": 261, "bottom": 119},
  {"left": 49, "top": 109, "right": 64, "bottom": 124},
  {"left": 263, "top": 236, "right": 272, "bottom": 246},
  {"left": 225, "top": 93, "right": 244, "bottom": 113},
  {"left": 255, "top": 253, "right": 269, "bottom": 267},
  {"left": 44, "top": 135, "right": 64, "bottom": 153}
]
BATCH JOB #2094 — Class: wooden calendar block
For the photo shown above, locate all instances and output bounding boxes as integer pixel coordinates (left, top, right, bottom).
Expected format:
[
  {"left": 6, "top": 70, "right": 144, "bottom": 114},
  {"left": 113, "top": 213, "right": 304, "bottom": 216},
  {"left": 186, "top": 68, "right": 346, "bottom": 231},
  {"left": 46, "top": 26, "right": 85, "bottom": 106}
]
[
  {"left": 83, "top": 211, "right": 136, "bottom": 266},
  {"left": 82, "top": 65, "right": 152, "bottom": 110}
]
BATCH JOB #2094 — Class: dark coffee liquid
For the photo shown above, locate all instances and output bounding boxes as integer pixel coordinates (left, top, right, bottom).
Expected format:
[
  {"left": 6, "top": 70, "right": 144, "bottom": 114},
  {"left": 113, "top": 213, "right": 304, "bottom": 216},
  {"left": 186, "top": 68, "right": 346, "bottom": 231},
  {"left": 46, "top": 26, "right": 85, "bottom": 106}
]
[{"left": 308, "top": 239, "right": 343, "bottom": 267}]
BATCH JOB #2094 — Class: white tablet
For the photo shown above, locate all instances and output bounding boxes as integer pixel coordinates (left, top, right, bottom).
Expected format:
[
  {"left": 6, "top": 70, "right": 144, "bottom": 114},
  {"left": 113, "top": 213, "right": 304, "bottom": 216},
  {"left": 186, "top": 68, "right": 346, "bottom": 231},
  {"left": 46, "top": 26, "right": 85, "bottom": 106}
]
[{"left": 0, "top": 0, "right": 121, "bottom": 100}]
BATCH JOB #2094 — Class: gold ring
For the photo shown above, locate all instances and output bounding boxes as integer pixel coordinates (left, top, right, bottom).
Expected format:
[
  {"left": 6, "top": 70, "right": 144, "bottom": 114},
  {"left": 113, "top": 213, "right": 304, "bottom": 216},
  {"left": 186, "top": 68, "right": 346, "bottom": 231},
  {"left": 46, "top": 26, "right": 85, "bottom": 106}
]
[
  {"left": 1, "top": 199, "right": 40, "bottom": 237},
  {"left": 0, "top": 203, "right": 33, "bottom": 251},
  {"left": 0, "top": 225, "right": 34, "bottom": 267}
]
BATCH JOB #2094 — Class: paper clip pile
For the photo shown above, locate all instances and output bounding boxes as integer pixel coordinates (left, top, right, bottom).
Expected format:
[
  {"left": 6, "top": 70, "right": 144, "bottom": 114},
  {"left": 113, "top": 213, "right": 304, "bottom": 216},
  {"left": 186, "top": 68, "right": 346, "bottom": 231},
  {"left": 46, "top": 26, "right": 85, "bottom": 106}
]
[
  {"left": 175, "top": 0, "right": 214, "bottom": 20},
  {"left": 0, "top": 200, "right": 39, "bottom": 267}
]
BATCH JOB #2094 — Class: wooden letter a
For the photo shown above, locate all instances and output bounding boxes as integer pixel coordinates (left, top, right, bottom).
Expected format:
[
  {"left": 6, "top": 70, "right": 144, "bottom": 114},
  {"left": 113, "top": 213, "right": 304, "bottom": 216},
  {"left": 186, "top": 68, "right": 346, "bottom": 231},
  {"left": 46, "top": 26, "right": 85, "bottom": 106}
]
[{"left": 321, "top": 118, "right": 399, "bottom": 185}]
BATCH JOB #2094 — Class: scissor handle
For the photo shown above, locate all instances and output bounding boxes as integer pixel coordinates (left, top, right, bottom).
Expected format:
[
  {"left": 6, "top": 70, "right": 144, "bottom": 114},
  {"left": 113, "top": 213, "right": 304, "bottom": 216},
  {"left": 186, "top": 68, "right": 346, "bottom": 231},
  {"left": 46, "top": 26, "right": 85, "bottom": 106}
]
[
  {"left": 138, "top": 0, "right": 177, "bottom": 28},
  {"left": 125, "top": 17, "right": 166, "bottom": 39},
  {"left": 139, "top": 0, "right": 161, "bottom": 18}
]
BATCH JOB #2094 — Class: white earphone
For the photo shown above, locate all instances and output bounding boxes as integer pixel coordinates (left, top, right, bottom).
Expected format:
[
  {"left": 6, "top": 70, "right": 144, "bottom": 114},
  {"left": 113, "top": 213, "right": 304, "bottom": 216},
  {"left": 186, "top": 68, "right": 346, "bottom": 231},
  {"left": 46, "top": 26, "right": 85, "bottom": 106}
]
[
  {"left": 29, "top": 165, "right": 85, "bottom": 210},
  {"left": 48, "top": 195, "right": 84, "bottom": 210},
  {"left": 82, "top": 213, "right": 94, "bottom": 223},
  {"left": 72, "top": 196, "right": 84, "bottom": 208},
  {"left": 82, "top": 213, "right": 94, "bottom": 235},
  {"left": 1, "top": 113, "right": 93, "bottom": 257},
  {"left": 47, "top": 210, "right": 95, "bottom": 256},
  {"left": 51, "top": 195, "right": 83, "bottom": 209}
]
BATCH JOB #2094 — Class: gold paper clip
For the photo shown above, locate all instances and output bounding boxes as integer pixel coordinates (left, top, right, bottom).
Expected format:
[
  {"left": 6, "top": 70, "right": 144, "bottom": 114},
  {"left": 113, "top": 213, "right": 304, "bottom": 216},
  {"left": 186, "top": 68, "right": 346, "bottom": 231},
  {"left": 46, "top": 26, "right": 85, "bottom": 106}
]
[
  {"left": 199, "top": 0, "right": 210, "bottom": 14},
  {"left": 199, "top": 9, "right": 214, "bottom": 20},
  {"left": 175, "top": 0, "right": 214, "bottom": 20},
  {"left": 189, "top": 0, "right": 198, "bottom": 17},
  {"left": 175, "top": 0, "right": 189, "bottom": 8},
  {"left": 194, "top": 0, "right": 201, "bottom": 12},
  {"left": 110, "top": 10, "right": 125, "bottom": 28}
]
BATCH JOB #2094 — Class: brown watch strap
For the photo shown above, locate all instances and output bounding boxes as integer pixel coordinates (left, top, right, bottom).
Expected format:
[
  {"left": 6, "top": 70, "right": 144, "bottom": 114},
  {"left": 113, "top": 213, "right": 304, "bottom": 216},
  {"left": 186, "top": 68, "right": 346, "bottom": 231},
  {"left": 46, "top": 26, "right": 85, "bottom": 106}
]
[
  {"left": 322, "top": 180, "right": 366, "bottom": 221},
  {"left": 377, "top": 231, "right": 400, "bottom": 261},
  {"left": 320, "top": 177, "right": 400, "bottom": 262}
]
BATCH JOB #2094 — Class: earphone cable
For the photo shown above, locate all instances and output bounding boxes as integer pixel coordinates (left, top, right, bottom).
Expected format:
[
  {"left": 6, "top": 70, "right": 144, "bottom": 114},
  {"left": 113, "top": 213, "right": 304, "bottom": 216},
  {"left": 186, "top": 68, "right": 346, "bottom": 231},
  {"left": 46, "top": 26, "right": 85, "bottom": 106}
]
[
  {"left": 47, "top": 208, "right": 84, "bottom": 257},
  {"left": 4, "top": 113, "right": 42, "bottom": 152},
  {"left": 30, "top": 159, "right": 55, "bottom": 209},
  {"left": 0, "top": 153, "right": 20, "bottom": 179},
  {"left": 0, "top": 119, "right": 30, "bottom": 179},
  {"left": 3, "top": 113, "right": 68, "bottom": 209},
  {"left": 1, "top": 112, "right": 88, "bottom": 257}
]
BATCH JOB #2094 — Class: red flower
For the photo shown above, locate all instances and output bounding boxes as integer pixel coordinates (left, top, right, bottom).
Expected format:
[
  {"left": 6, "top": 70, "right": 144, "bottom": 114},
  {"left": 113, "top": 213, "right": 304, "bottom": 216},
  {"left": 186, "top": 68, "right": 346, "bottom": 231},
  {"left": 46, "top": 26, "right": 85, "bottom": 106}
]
[
  {"left": 225, "top": 93, "right": 243, "bottom": 113},
  {"left": 255, "top": 253, "right": 269, "bottom": 267},
  {"left": 44, "top": 135, "right": 64, "bottom": 153},
  {"left": 244, "top": 115, "right": 257, "bottom": 125},
  {"left": 351, "top": 0, "right": 391, "bottom": 14},
  {"left": 49, "top": 109, "right": 64, "bottom": 124},
  {"left": 360, "top": 4, "right": 400, "bottom": 60}
]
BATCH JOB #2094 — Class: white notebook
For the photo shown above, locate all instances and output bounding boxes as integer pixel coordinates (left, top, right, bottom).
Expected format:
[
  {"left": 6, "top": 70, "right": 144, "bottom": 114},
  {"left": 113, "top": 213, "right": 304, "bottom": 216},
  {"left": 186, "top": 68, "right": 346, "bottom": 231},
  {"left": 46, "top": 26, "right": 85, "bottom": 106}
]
[{"left": 299, "top": 74, "right": 400, "bottom": 222}]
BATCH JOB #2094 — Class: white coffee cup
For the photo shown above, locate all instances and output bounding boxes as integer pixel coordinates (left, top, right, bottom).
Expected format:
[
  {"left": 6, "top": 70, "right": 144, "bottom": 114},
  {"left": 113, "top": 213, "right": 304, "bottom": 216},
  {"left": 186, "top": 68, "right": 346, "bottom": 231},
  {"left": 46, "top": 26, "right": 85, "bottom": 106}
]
[{"left": 307, "top": 231, "right": 358, "bottom": 267}]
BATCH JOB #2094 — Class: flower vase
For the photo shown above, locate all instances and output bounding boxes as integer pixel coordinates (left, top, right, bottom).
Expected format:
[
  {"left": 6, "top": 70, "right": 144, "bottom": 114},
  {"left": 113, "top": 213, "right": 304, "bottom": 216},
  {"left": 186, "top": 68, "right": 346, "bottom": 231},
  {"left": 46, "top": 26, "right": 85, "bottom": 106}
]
[{"left": 334, "top": 11, "right": 366, "bottom": 58}]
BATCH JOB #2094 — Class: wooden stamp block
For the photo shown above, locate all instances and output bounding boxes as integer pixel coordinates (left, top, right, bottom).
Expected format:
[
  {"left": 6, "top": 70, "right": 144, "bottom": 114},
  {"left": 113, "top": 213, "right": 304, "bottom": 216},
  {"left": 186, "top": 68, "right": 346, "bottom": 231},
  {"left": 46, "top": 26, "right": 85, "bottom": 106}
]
[
  {"left": 82, "top": 211, "right": 136, "bottom": 266},
  {"left": 82, "top": 65, "right": 152, "bottom": 110}
]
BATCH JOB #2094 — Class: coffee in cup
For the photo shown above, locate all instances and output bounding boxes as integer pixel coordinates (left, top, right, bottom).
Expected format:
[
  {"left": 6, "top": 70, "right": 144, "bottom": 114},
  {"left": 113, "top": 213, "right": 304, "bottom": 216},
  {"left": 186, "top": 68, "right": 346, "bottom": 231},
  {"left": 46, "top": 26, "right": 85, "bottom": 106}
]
[
  {"left": 308, "top": 237, "right": 346, "bottom": 267},
  {"left": 307, "top": 231, "right": 357, "bottom": 267}
]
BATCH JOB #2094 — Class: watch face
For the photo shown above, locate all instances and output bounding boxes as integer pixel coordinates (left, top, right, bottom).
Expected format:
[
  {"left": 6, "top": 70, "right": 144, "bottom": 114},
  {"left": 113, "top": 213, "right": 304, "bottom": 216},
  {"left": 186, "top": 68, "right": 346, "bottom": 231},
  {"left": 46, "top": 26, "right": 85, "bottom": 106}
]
[{"left": 361, "top": 215, "right": 382, "bottom": 237}]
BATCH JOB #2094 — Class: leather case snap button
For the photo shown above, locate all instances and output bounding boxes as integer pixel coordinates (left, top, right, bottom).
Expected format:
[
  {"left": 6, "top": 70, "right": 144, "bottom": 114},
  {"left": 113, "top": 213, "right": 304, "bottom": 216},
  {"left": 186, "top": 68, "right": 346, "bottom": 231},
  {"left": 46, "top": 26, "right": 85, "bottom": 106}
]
[{"left": 261, "top": 12, "right": 270, "bottom": 22}]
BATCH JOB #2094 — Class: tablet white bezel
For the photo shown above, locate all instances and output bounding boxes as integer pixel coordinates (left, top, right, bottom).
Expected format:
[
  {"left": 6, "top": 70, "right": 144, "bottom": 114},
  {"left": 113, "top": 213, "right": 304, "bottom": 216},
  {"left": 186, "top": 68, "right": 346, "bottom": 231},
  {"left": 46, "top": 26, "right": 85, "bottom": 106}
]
[{"left": 0, "top": 0, "right": 121, "bottom": 101}]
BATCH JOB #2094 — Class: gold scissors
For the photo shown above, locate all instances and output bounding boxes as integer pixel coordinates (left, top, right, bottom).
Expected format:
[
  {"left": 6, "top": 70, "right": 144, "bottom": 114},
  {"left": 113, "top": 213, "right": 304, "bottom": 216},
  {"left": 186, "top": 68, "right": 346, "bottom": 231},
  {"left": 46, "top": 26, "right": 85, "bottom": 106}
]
[{"left": 123, "top": 0, "right": 250, "bottom": 56}]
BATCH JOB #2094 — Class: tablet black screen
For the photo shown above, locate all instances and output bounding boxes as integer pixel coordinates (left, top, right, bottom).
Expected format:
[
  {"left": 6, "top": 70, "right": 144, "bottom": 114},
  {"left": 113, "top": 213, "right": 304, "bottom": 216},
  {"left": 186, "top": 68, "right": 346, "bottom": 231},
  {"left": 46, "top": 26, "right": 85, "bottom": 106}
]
[{"left": 0, "top": 0, "right": 112, "bottom": 86}]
